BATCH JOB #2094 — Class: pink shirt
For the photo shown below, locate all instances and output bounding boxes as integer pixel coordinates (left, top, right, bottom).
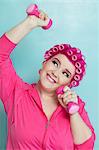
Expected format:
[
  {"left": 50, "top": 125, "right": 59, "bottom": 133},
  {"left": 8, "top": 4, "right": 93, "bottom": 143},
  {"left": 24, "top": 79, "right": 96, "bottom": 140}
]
[{"left": 0, "top": 34, "right": 96, "bottom": 150}]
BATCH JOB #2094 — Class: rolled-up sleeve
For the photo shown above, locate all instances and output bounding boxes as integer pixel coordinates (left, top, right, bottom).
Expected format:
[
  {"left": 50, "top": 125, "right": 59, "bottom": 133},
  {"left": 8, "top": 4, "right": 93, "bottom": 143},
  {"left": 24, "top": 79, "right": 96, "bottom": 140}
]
[{"left": 74, "top": 96, "right": 96, "bottom": 150}]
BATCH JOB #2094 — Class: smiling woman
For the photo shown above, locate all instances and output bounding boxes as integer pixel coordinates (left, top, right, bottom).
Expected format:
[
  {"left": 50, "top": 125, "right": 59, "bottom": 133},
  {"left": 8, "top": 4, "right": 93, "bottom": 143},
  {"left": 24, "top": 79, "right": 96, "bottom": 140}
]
[
  {"left": 42, "top": 44, "right": 86, "bottom": 89},
  {"left": 0, "top": 3, "right": 96, "bottom": 150},
  {"left": 38, "top": 53, "right": 76, "bottom": 94}
]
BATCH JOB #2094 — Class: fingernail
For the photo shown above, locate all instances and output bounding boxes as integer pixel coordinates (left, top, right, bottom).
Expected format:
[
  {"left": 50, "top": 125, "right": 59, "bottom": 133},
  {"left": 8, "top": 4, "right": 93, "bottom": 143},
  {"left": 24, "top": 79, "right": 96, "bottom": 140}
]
[
  {"left": 58, "top": 94, "right": 61, "bottom": 98},
  {"left": 64, "top": 86, "right": 69, "bottom": 92}
]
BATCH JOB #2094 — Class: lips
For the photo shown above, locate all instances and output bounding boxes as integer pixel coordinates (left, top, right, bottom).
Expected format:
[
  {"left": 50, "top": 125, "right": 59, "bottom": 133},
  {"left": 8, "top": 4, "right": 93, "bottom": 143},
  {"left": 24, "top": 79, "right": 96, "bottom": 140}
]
[{"left": 47, "top": 73, "right": 56, "bottom": 83}]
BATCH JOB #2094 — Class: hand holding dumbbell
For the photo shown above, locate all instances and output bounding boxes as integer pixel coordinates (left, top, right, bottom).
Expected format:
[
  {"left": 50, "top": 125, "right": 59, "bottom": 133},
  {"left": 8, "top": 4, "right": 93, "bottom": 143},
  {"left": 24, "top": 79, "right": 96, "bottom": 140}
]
[
  {"left": 26, "top": 4, "right": 52, "bottom": 30},
  {"left": 56, "top": 85, "right": 79, "bottom": 115}
]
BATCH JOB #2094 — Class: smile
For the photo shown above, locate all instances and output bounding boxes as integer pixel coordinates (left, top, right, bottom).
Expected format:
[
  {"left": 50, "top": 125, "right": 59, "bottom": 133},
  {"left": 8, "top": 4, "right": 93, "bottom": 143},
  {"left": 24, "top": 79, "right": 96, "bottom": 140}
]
[{"left": 46, "top": 74, "right": 56, "bottom": 83}]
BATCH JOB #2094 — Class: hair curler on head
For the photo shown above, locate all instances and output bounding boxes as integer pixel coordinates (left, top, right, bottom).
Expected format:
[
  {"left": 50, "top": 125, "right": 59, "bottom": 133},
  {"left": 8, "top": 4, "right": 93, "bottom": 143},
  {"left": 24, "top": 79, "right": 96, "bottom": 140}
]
[
  {"left": 56, "top": 85, "right": 79, "bottom": 114},
  {"left": 26, "top": 4, "right": 52, "bottom": 30}
]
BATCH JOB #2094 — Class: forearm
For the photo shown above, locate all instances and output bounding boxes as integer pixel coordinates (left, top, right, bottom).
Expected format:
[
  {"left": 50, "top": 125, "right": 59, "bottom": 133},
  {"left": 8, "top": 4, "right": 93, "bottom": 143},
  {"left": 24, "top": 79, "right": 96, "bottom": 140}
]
[
  {"left": 5, "top": 16, "right": 36, "bottom": 44},
  {"left": 70, "top": 112, "right": 92, "bottom": 145}
]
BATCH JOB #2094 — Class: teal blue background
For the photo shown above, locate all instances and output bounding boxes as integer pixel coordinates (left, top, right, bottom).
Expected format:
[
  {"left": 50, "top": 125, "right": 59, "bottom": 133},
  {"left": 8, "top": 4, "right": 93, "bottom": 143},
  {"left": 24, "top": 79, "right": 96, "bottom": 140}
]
[{"left": 0, "top": 0, "right": 98, "bottom": 149}]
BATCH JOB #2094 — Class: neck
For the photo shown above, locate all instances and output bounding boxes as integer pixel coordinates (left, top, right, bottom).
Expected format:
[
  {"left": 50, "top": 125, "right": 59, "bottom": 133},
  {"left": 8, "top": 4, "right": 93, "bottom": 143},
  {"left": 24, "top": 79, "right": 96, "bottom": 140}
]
[{"left": 35, "top": 80, "right": 58, "bottom": 102}]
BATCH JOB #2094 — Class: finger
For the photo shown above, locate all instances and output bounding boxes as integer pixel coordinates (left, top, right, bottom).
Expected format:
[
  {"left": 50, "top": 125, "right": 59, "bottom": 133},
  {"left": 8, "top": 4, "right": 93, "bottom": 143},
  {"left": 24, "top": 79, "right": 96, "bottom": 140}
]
[
  {"left": 65, "top": 99, "right": 73, "bottom": 105},
  {"left": 66, "top": 98, "right": 78, "bottom": 105},
  {"left": 58, "top": 98, "right": 66, "bottom": 108},
  {"left": 37, "top": 17, "right": 50, "bottom": 27},
  {"left": 71, "top": 91, "right": 77, "bottom": 98},
  {"left": 62, "top": 91, "right": 72, "bottom": 98},
  {"left": 65, "top": 94, "right": 77, "bottom": 101},
  {"left": 63, "top": 97, "right": 74, "bottom": 105},
  {"left": 62, "top": 93, "right": 77, "bottom": 104},
  {"left": 44, "top": 14, "right": 49, "bottom": 20},
  {"left": 63, "top": 90, "right": 76, "bottom": 98},
  {"left": 63, "top": 86, "right": 71, "bottom": 92},
  {"left": 39, "top": 13, "right": 45, "bottom": 20},
  {"left": 58, "top": 95, "right": 66, "bottom": 107},
  {"left": 39, "top": 10, "right": 48, "bottom": 20}
]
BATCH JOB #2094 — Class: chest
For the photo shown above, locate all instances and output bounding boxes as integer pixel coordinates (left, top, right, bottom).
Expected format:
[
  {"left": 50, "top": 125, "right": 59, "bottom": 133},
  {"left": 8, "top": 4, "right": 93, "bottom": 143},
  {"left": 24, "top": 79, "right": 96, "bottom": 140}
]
[
  {"left": 41, "top": 100, "right": 59, "bottom": 120},
  {"left": 10, "top": 92, "right": 73, "bottom": 149}
]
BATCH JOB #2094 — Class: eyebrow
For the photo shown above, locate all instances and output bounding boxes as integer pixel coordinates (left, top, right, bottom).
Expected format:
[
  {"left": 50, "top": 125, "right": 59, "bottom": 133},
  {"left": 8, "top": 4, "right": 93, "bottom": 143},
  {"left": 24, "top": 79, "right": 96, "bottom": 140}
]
[{"left": 54, "top": 58, "right": 72, "bottom": 75}]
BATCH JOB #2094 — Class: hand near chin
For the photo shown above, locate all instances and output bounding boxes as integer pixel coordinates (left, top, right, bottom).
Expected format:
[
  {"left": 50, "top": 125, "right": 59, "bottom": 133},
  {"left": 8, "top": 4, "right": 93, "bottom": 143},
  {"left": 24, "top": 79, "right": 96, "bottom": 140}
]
[{"left": 57, "top": 86, "right": 78, "bottom": 109}]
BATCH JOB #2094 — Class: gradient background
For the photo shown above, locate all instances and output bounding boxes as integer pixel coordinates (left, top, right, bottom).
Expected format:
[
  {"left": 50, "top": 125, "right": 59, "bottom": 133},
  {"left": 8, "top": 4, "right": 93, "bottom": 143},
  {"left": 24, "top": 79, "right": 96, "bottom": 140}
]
[{"left": 0, "top": 0, "right": 98, "bottom": 149}]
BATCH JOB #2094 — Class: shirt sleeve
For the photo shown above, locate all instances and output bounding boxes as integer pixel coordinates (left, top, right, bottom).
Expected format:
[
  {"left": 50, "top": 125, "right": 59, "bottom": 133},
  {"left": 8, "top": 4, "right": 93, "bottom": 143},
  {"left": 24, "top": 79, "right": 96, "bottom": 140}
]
[
  {"left": 0, "top": 33, "right": 26, "bottom": 114},
  {"left": 74, "top": 96, "right": 96, "bottom": 150}
]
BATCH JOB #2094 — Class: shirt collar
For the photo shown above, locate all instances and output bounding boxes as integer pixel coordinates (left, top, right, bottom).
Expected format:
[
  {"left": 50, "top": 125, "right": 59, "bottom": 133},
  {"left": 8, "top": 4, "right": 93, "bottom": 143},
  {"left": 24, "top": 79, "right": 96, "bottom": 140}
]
[{"left": 26, "top": 82, "right": 64, "bottom": 116}]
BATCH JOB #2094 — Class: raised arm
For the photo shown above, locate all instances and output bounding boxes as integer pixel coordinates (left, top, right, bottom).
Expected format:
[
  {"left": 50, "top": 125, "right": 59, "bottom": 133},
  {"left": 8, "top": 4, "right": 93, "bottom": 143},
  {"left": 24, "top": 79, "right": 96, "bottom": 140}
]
[
  {"left": 5, "top": 13, "right": 50, "bottom": 44},
  {"left": 0, "top": 9, "right": 49, "bottom": 115}
]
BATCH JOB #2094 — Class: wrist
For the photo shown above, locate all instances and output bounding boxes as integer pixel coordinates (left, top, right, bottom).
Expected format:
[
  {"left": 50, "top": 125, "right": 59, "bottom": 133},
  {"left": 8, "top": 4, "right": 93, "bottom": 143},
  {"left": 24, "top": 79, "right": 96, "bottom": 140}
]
[{"left": 69, "top": 111, "right": 79, "bottom": 117}]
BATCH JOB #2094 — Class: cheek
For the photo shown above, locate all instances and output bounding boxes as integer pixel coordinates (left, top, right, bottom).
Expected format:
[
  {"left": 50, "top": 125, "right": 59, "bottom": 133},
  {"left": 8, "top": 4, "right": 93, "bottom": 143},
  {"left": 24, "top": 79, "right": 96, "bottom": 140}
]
[
  {"left": 43, "top": 63, "right": 53, "bottom": 72},
  {"left": 59, "top": 76, "right": 71, "bottom": 85},
  {"left": 40, "top": 65, "right": 50, "bottom": 78}
]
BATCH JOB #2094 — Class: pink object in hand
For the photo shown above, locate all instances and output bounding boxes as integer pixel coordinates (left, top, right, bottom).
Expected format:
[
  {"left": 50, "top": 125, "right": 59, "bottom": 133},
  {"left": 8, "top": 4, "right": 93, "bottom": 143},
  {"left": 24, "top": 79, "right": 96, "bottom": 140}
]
[
  {"left": 26, "top": 4, "right": 52, "bottom": 30},
  {"left": 56, "top": 86, "right": 79, "bottom": 114},
  {"left": 66, "top": 102, "right": 79, "bottom": 115},
  {"left": 56, "top": 85, "right": 65, "bottom": 95}
]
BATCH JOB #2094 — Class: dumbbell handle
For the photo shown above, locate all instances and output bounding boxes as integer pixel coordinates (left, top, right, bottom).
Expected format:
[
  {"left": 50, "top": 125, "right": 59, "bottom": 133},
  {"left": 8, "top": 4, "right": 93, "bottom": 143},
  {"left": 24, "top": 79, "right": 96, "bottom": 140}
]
[{"left": 26, "top": 4, "right": 52, "bottom": 30}]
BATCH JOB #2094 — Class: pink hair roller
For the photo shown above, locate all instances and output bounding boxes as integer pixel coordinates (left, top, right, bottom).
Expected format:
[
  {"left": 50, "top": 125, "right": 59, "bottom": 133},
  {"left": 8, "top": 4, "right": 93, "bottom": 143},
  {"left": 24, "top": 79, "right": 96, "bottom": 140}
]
[
  {"left": 52, "top": 47, "right": 59, "bottom": 52},
  {"left": 26, "top": 4, "right": 52, "bottom": 30},
  {"left": 67, "top": 49, "right": 73, "bottom": 56},
  {"left": 75, "top": 62, "right": 82, "bottom": 68},
  {"left": 72, "top": 55, "right": 78, "bottom": 61},
  {"left": 71, "top": 80, "right": 77, "bottom": 87},
  {"left": 71, "top": 53, "right": 82, "bottom": 62},
  {"left": 58, "top": 44, "right": 64, "bottom": 50},
  {"left": 75, "top": 68, "right": 82, "bottom": 74},
  {"left": 76, "top": 48, "right": 81, "bottom": 53},
  {"left": 48, "top": 51, "right": 53, "bottom": 56},
  {"left": 56, "top": 85, "right": 79, "bottom": 114},
  {"left": 74, "top": 74, "right": 80, "bottom": 81}
]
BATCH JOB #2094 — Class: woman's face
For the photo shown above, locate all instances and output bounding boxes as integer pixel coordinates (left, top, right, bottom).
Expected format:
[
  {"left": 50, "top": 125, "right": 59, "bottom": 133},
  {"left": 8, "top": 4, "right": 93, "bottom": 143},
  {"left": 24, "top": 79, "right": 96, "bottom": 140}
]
[{"left": 39, "top": 54, "right": 75, "bottom": 92}]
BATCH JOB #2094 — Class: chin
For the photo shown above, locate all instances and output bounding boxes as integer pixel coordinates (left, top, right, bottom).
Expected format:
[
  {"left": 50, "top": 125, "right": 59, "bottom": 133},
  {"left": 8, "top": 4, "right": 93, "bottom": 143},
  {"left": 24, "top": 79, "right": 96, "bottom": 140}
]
[
  {"left": 39, "top": 77, "right": 58, "bottom": 92},
  {"left": 39, "top": 72, "right": 67, "bottom": 92}
]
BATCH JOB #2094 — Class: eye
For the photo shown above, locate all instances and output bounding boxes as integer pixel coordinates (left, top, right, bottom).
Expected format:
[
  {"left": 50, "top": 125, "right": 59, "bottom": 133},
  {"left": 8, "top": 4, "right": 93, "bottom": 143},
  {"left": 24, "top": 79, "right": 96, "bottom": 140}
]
[
  {"left": 63, "top": 72, "right": 70, "bottom": 78},
  {"left": 52, "top": 60, "right": 58, "bottom": 67}
]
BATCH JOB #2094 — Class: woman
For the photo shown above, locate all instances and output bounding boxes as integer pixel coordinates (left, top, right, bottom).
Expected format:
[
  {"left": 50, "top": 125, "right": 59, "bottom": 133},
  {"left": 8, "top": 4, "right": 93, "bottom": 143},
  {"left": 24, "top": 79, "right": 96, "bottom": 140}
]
[{"left": 0, "top": 7, "right": 95, "bottom": 150}]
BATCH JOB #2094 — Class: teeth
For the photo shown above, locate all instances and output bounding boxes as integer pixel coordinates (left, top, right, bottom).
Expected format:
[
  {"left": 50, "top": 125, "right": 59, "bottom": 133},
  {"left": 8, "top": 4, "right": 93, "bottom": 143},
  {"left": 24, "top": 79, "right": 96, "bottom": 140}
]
[{"left": 47, "top": 74, "right": 55, "bottom": 83}]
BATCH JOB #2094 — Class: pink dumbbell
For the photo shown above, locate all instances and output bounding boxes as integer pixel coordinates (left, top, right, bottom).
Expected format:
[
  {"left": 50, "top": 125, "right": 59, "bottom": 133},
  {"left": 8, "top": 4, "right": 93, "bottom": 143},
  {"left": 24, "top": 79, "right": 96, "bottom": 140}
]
[
  {"left": 26, "top": 4, "right": 52, "bottom": 30},
  {"left": 56, "top": 85, "right": 79, "bottom": 115}
]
